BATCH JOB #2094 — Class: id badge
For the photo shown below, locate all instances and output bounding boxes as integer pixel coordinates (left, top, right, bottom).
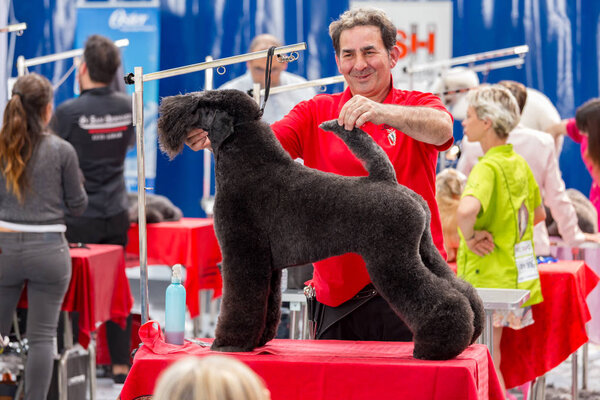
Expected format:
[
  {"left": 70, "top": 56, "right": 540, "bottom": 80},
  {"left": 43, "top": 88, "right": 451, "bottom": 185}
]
[{"left": 514, "top": 240, "right": 538, "bottom": 283}]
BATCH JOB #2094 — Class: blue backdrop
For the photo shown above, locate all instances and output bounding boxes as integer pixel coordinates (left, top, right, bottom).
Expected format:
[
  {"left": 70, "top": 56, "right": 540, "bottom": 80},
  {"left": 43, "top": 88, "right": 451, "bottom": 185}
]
[{"left": 6, "top": 0, "right": 599, "bottom": 217}]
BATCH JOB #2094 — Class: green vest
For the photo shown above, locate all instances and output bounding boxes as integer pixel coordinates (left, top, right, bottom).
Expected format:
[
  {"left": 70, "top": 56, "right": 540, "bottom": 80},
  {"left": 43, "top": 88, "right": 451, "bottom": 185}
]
[{"left": 457, "top": 144, "right": 543, "bottom": 307}]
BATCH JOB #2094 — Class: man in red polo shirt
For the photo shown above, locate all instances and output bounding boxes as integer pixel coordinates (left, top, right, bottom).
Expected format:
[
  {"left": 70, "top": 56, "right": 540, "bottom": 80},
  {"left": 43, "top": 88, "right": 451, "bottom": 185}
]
[{"left": 185, "top": 7, "right": 453, "bottom": 341}]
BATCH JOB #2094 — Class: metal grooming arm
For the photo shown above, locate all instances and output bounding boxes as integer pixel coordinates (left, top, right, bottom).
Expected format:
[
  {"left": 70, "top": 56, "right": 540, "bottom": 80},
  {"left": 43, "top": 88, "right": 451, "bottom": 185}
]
[
  {"left": 16, "top": 38, "right": 130, "bottom": 76},
  {"left": 124, "top": 42, "right": 307, "bottom": 324},
  {"left": 403, "top": 44, "right": 529, "bottom": 89},
  {"left": 0, "top": 22, "right": 26, "bottom": 34}
]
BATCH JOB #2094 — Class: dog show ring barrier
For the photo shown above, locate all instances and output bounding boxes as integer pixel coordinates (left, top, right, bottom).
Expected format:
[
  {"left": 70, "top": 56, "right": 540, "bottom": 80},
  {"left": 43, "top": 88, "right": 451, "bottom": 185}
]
[{"left": 123, "top": 42, "right": 307, "bottom": 326}]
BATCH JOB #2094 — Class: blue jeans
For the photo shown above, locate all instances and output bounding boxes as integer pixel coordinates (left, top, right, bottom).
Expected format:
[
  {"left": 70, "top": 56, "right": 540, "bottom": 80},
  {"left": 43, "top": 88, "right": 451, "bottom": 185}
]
[{"left": 0, "top": 231, "right": 71, "bottom": 400}]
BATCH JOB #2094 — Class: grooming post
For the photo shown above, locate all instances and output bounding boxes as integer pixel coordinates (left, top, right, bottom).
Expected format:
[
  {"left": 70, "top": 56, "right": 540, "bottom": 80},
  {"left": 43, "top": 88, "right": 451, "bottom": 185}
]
[{"left": 132, "top": 66, "right": 150, "bottom": 324}]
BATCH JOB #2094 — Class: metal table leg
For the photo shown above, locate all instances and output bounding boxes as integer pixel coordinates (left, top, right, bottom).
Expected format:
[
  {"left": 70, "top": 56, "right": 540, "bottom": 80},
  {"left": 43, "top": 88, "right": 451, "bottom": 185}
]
[
  {"left": 572, "top": 350, "right": 578, "bottom": 400},
  {"left": 582, "top": 342, "right": 588, "bottom": 390},
  {"left": 484, "top": 310, "right": 494, "bottom": 355}
]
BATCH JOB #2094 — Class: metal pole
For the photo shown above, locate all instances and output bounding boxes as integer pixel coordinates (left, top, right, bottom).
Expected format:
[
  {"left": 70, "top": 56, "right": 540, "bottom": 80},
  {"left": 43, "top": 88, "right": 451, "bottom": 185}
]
[
  {"left": 202, "top": 56, "right": 214, "bottom": 216},
  {"left": 133, "top": 66, "right": 150, "bottom": 324},
  {"left": 142, "top": 43, "right": 306, "bottom": 82},
  {"left": 252, "top": 82, "right": 261, "bottom": 105},
  {"left": 403, "top": 44, "right": 528, "bottom": 74},
  {"left": 258, "top": 75, "right": 346, "bottom": 96},
  {"left": 0, "top": 22, "right": 26, "bottom": 33},
  {"left": 18, "top": 39, "right": 129, "bottom": 70},
  {"left": 16, "top": 55, "right": 25, "bottom": 77}
]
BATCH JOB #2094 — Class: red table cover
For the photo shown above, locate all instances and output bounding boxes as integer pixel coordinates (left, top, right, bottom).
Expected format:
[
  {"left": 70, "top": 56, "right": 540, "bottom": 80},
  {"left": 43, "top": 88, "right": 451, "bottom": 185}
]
[
  {"left": 18, "top": 244, "right": 133, "bottom": 348},
  {"left": 449, "top": 260, "right": 599, "bottom": 388},
  {"left": 119, "top": 320, "right": 504, "bottom": 400},
  {"left": 126, "top": 218, "right": 223, "bottom": 317}
]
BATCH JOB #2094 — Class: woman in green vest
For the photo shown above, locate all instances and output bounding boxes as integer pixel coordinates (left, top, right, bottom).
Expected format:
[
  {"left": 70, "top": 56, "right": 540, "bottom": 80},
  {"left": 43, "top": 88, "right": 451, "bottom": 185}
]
[{"left": 456, "top": 85, "right": 546, "bottom": 397}]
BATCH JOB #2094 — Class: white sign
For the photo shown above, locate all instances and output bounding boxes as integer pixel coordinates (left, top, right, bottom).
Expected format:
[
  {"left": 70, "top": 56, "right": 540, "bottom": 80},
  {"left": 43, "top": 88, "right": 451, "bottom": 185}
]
[{"left": 350, "top": 1, "right": 453, "bottom": 90}]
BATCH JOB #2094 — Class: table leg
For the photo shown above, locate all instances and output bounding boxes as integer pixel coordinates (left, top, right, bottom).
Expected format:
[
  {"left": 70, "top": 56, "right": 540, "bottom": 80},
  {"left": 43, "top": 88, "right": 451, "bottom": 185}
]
[
  {"left": 572, "top": 350, "right": 578, "bottom": 400},
  {"left": 582, "top": 342, "right": 588, "bottom": 390},
  {"left": 529, "top": 375, "right": 545, "bottom": 400},
  {"left": 484, "top": 310, "right": 494, "bottom": 356},
  {"left": 88, "top": 340, "right": 96, "bottom": 400}
]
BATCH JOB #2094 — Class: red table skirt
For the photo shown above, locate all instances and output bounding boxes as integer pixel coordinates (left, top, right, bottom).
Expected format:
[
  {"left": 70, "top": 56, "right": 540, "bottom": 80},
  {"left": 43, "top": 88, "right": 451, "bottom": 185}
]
[
  {"left": 119, "top": 321, "right": 504, "bottom": 400},
  {"left": 449, "top": 260, "right": 599, "bottom": 388},
  {"left": 18, "top": 244, "right": 133, "bottom": 348},
  {"left": 126, "top": 218, "right": 222, "bottom": 318}
]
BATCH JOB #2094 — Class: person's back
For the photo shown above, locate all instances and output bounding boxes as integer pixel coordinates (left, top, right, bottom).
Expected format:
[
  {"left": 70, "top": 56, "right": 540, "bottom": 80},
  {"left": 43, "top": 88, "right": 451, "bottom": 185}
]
[
  {"left": 52, "top": 88, "right": 132, "bottom": 216},
  {"left": 457, "top": 145, "right": 542, "bottom": 304},
  {"left": 49, "top": 33, "right": 134, "bottom": 383}
]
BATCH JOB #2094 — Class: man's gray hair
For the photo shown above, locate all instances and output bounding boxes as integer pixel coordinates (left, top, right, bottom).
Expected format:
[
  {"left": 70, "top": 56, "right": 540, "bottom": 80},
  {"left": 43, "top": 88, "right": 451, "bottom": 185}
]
[
  {"left": 467, "top": 85, "right": 521, "bottom": 139},
  {"left": 329, "top": 7, "right": 398, "bottom": 55},
  {"left": 248, "top": 34, "right": 282, "bottom": 52}
]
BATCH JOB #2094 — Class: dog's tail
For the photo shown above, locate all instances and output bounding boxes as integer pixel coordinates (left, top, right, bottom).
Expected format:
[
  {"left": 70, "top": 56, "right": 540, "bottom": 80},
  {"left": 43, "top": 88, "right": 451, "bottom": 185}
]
[{"left": 319, "top": 120, "right": 397, "bottom": 183}]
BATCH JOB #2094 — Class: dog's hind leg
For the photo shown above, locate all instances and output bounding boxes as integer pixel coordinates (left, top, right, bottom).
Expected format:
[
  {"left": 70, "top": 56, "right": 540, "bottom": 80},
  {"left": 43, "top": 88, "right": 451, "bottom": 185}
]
[
  {"left": 364, "top": 246, "right": 473, "bottom": 360},
  {"left": 412, "top": 193, "right": 484, "bottom": 344},
  {"left": 211, "top": 249, "right": 272, "bottom": 352},
  {"left": 256, "top": 269, "right": 282, "bottom": 347}
]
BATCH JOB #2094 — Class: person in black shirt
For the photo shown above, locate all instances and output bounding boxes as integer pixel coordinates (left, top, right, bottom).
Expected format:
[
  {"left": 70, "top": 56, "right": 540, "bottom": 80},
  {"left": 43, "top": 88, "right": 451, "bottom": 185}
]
[{"left": 50, "top": 34, "right": 134, "bottom": 384}]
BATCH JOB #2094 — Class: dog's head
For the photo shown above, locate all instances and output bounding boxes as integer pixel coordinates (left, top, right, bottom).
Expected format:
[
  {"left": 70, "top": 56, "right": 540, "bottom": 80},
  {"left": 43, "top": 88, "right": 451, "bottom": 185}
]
[{"left": 157, "top": 89, "right": 262, "bottom": 159}]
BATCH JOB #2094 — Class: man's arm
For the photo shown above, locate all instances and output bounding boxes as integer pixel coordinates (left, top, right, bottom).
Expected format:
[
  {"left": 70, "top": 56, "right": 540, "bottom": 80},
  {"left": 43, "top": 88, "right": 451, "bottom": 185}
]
[{"left": 337, "top": 94, "right": 453, "bottom": 146}]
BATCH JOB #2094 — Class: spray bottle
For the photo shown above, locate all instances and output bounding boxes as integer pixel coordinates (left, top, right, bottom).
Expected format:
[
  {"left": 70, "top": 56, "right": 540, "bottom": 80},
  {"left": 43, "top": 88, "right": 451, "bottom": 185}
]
[{"left": 165, "top": 264, "right": 186, "bottom": 345}]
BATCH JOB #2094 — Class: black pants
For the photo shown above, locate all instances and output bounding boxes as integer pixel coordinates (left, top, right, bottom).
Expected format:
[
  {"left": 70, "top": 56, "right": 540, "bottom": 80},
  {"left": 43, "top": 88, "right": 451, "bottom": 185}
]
[
  {"left": 65, "top": 210, "right": 132, "bottom": 365},
  {"left": 314, "top": 284, "right": 413, "bottom": 341}
]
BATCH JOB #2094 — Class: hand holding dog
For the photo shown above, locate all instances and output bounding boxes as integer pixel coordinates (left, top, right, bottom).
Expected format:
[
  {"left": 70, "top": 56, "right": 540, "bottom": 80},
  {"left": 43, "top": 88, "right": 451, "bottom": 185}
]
[
  {"left": 185, "top": 128, "right": 212, "bottom": 151},
  {"left": 338, "top": 95, "right": 386, "bottom": 130}
]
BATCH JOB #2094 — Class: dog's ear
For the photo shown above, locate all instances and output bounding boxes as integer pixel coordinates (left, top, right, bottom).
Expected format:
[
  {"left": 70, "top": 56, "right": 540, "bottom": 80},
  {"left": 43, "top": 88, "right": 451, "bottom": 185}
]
[
  {"left": 198, "top": 108, "right": 234, "bottom": 151},
  {"left": 157, "top": 93, "right": 204, "bottom": 159}
]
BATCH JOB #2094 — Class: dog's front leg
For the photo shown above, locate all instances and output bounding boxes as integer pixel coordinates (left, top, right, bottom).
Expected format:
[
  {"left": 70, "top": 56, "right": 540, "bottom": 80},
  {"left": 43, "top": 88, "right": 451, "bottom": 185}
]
[
  {"left": 256, "top": 269, "right": 282, "bottom": 347},
  {"left": 211, "top": 254, "right": 272, "bottom": 352}
]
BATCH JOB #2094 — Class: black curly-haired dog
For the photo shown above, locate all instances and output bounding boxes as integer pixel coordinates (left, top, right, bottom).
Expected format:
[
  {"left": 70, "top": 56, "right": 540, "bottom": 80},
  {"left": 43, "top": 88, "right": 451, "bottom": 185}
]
[{"left": 157, "top": 89, "right": 484, "bottom": 360}]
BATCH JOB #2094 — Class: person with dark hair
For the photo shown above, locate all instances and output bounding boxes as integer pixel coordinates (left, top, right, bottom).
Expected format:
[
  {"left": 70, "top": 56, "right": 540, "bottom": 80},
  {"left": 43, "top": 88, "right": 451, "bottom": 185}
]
[
  {"left": 458, "top": 81, "right": 600, "bottom": 255},
  {"left": 547, "top": 98, "right": 600, "bottom": 228},
  {"left": 0, "top": 73, "right": 88, "bottom": 399},
  {"left": 50, "top": 34, "right": 134, "bottom": 383},
  {"left": 185, "top": 7, "right": 453, "bottom": 342}
]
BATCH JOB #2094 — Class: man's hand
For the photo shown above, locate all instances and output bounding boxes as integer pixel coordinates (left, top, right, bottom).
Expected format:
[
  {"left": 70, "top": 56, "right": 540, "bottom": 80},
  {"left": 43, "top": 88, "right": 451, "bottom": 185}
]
[
  {"left": 337, "top": 95, "right": 384, "bottom": 130},
  {"left": 185, "top": 128, "right": 212, "bottom": 151},
  {"left": 465, "top": 230, "right": 495, "bottom": 257}
]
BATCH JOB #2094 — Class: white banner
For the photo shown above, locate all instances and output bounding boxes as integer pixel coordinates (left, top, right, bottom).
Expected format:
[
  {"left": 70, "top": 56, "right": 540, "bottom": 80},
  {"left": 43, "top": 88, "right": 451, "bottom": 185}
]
[{"left": 350, "top": 1, "right": 453, "bottom": 90}]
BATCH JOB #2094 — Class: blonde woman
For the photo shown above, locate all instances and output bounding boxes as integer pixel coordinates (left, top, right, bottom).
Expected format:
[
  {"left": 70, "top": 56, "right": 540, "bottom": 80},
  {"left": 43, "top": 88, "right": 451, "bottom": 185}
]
[
  {"left": 153, "top": 355, "right": 270, "bottom": 400},
  {"left": 456, "top": 85, "right": 545, "bottom": 397}
]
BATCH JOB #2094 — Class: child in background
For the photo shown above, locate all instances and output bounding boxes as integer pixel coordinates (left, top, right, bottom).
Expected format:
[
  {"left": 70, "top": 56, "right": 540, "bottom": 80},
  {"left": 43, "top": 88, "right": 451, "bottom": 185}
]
[
  {"left": 153, "top": 355, "right": 270, "bottom": 400},
  {"left": 456, "top": 85, "right": 546, "bottom": 397}
]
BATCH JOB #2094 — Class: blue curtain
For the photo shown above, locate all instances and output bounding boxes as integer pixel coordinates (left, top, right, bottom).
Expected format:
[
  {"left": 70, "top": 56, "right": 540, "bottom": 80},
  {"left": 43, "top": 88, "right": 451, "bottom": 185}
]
[{"left": 9, "top": 0, "right": 600, "bottom": 216}]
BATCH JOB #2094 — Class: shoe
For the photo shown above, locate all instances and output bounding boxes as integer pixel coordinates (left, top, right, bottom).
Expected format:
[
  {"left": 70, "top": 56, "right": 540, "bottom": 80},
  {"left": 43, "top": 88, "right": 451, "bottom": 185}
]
[{"left": 113, "top": 373, "right": 127, "bottom": 384}]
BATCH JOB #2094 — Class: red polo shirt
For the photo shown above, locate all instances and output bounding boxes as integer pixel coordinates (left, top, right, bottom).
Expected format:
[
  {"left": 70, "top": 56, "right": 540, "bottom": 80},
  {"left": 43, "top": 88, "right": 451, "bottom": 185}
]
[{"left": 271, "top": 86, "right": 452, "bottom": 307}]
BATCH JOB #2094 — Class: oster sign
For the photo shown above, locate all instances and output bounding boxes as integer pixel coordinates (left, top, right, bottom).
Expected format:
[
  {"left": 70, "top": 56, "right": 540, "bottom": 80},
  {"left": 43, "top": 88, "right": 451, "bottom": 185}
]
[{"left": 350, "top": 1, "right": 452, "bottom": 89}]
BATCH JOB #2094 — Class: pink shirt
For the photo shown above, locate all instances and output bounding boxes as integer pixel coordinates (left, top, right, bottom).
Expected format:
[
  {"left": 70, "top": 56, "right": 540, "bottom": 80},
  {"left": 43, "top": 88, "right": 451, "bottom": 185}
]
[{"left": 566, "top": 118, "right": 600, "bottom": 226}]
